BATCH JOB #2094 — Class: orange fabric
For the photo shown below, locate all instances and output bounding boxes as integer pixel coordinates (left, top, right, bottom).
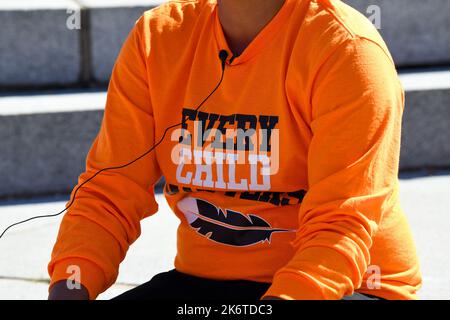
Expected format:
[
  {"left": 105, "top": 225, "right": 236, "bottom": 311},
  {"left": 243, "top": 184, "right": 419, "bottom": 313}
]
[{"left": 48, "top": 0, "right": 422, "bottom": 300}]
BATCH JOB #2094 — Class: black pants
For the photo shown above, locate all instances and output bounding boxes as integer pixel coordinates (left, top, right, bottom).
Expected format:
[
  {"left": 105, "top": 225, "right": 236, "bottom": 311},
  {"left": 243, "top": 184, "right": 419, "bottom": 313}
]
[{"left": 113, "top": 269, "right": 381, "bottom": 300}]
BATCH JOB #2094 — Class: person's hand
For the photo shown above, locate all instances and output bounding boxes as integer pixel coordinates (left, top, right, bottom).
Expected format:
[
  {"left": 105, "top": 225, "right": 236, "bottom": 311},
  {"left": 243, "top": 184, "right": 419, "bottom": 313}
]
[{"left": 48, "top": 280, "right": 90, "bottom": 300}]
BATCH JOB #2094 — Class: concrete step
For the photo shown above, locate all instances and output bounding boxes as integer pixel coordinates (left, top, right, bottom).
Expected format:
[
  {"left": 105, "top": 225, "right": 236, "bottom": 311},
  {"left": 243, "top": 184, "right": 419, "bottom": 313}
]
[
  {"left": 345, "top": 0, "right": 450, "bottom": 67},
  {"left": 0, "top": 0, "right": 160, "bottom": 88},
  {"left": 399, "top": 68, "right": 450, "bottom": 169},
  {"left": 1, "top": 0, "right": 449, "bottom": 88},
  {"left": 0, "top": 0, "right": 82, "bottom": 87},
  {"left": 1, "top": 68, "right": 449, "bottom": 198},
  {"left": 0, "top": 90, "right": 105, "bottom": 197},
  {"left": 78, "top": 0, "right": 162, "bottom": 83}
]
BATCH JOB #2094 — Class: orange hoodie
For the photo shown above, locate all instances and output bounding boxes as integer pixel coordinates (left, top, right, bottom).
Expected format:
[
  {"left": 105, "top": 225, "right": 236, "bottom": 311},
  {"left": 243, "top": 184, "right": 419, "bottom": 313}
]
[{"left": 48, "top": 0, "right": 422, "bottom": 300}]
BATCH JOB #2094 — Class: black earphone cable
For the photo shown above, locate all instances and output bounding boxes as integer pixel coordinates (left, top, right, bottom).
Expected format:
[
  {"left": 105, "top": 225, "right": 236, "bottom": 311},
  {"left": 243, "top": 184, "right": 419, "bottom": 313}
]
[{"left": 0, "top": 50, "right": 229, "bottom": 240}]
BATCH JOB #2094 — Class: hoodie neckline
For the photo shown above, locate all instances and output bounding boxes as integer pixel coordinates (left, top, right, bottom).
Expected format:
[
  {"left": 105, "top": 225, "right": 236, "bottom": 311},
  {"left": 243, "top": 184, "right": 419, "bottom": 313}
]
[{"left": 213, "top": 0, "right": 297, "bottom": 66}]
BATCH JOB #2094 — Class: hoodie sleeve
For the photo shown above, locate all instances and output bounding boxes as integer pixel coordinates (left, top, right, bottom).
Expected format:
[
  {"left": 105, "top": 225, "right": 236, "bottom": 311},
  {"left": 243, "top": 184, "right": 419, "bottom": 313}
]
[
  {"left": 48, "top": 16, "right": 162, "bottom": 299},
  {"left": 264, "top": 36, "right": 405, "bottom": 299}
]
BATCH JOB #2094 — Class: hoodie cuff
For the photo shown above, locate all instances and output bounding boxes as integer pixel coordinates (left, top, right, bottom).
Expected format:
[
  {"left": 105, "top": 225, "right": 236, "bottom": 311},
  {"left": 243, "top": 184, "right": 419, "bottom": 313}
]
[
  {"left": 49, "top": 258, "right": 106, "bottom": 300},
  {"left": 262, "top": 272, "right": 324, "bottom": 300}
]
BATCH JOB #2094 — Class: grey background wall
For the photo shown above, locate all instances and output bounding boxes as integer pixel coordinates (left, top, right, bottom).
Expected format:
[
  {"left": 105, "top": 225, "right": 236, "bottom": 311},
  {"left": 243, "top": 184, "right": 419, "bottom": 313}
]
[
  {"left": 0, "top": 0, "right": 449, "bottom": 198},
  {"left": 346, "top": 0, "right": 450, "bottom": 67}
]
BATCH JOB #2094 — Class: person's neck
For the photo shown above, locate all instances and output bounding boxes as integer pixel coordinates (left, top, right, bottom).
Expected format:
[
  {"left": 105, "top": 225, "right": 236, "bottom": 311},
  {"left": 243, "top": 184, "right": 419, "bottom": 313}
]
[{"left": 217, "top": 0, "right": 286, "bottom": 56}]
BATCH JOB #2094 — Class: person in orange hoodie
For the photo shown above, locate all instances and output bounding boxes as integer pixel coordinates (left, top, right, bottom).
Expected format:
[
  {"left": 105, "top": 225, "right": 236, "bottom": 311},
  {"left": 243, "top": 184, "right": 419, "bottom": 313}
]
[{"left": 48, "top": 0, "right": 421, "bottom": 300}]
